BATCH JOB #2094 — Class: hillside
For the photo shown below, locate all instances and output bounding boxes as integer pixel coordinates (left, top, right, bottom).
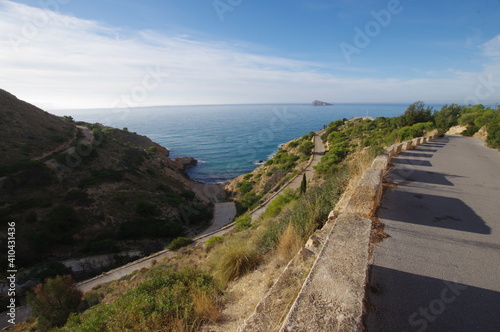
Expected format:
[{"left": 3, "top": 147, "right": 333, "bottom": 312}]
[
  {"left": 0, "top": 90, "right": 215, "bottom": 277},
  {"left": 0, "top": 90, "right": 76, "bottom": 164}
]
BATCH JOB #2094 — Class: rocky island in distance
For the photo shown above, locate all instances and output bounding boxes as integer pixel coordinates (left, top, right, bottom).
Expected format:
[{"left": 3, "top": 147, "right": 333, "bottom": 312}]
[{"left": 311, "top": 100, "right": 333, "bottom": 106}]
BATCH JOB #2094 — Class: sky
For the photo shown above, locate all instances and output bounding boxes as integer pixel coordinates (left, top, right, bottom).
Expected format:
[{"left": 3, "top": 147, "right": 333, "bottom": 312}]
[{"left": 0, "top": 0, "right": 499, "bottom": 110}]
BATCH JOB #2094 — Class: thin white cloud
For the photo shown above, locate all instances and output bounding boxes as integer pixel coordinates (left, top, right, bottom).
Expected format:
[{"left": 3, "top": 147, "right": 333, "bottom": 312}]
[
  {"left": 0, "top": 0, "right": 498, "bottom": 110},
  {"left": 481, "top": 35, "right": 500, "bottom": 58}
]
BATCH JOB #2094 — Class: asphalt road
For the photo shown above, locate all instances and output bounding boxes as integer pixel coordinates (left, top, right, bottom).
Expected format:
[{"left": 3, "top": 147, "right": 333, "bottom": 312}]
[{"left": 367, "top": 136, "right": 500, "bottom": 331}]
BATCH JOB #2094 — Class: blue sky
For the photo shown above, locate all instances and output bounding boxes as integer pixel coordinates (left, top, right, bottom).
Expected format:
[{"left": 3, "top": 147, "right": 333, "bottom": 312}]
[{"left": 1, "top": 0, "right": 499, "bottom": 109}]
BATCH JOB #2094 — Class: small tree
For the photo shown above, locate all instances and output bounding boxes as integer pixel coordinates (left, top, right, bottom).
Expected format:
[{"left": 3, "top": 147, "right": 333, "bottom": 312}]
[
  {"left": 398, "top": 101, "right": 434, "bottom": 127},
  {"left": 28, "top": 275, "right": 82, "bottom": 331},
  {"left": 300, "top": 174, "right": 307, "bottom": 194}
]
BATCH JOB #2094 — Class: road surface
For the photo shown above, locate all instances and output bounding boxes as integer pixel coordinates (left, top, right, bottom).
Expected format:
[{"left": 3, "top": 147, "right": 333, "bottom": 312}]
[
  {"left": 197, "top": 202, "right": 237, "bottom": 236},
  {"left": 367, "top": 136, "right": 500, "bottom": 331}
]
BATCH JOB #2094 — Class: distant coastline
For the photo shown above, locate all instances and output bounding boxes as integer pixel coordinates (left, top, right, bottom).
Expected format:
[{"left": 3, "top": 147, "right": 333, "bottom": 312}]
[{"left": 52, "top": 103, "right": 446, "bottom": 183}]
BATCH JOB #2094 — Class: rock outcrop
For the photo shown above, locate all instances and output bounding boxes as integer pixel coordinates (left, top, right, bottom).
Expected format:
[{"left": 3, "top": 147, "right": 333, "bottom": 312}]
[{"left": 174, "top": 156, "right": 198, "bottom": 170}]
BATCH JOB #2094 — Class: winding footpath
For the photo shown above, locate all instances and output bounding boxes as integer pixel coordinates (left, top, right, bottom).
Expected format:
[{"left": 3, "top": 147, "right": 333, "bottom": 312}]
[
  {"left": 251, "top": 130, "right": 326, "bottom": 220},
  {"left": 367, "top": 136, "right": 500, "bottom": 331}
]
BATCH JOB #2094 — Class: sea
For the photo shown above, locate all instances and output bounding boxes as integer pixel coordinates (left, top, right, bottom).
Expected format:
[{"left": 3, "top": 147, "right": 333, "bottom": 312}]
[{"left": 52, "top": 103, "right": 443, "bottom": 183}]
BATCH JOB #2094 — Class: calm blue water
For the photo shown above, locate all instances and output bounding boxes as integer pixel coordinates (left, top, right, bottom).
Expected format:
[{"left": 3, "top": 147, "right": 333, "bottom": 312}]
[{"left": 53, "top": 103, "right": 438, "bottom": 183}]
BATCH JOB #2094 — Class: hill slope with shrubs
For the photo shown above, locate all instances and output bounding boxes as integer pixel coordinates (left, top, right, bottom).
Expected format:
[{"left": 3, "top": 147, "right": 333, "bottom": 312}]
[{"left": 0, "top": 90, "right": 213, "bottom": 278}]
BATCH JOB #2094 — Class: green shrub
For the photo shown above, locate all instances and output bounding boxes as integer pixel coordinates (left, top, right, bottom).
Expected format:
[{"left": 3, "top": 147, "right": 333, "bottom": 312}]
[
  {"left": 487, "top": 124, "right": 500, "bottom": 149},
  {"left": 121, "top": 148, "right": 147, "bottom": 170},
  {"left": 51, "top": 135, "right": 67, "bottom": 143},
  {"left": 205, "top": 236, "right": 224, "bottom": 251},
  {"left": 434, "top": 104, "right": 465, "bottom": 130},
  {"left": 298, "top": 141, "right": 314, "bottom": 156},
  {"left": 474, "top": 109, "right": 500, "bottom": 128},
  {"left": 237, "top": 180, "right": 255, "bottom": 195},
  {"left": 46, "top": 205, "right": 78, "bottom": 234},
  {"left": 165, "top": 192, "right": 183, "bottom": 205},
  {"left": 135, "top": 200, "right": 160, "bottom": 216},
  {"left": 458, "top": 112, "right": 479, "bottom": 126},
  {"left": 234, "top": 214, "right": 252, "bottom": 231},
  {"left": 168, "top": 237, "right": 194, "bottom": 250},
  {"left": 62, "top": 267, "right": 220, "bottom": 331},
  {"left": 91, "top": 128, "right": 106, "bottom": 143},
  {"left": 273, "top": 150, "right": 299, "bottom": 165},
  {"left": 263, "top": 189, "right": 298, "bottom": 218},
  {"left": 314, "top": 142, "right": 348, "bottom": 176},
  {"left": 78, "top": 169, "right": 124, "bottom": 188},
  {"left": 462, "top": 126, "right": 480, "bottom": 137},
  {"left": 28, "top": 275, "right": 82, "bottom": 331},
  {"left": 240, "top": 191, "right": 261, "bottom": 209},
  {"left": 28, "top": 205, "right": 81, "bottom": 252},
  {"left": 259, "top": 171, "right": 344, "bottom": 253},
  {"left": 77, "top": 291, "right": 104, "bottom": 313},
  {"left": 397, "top": 101, "right": 434, "bottom": 127}
]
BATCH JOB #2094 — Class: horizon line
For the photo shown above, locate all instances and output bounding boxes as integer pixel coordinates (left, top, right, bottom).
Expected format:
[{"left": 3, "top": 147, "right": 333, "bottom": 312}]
[{"left": 47, "top": 101, "right": 464, "bottom": 112}]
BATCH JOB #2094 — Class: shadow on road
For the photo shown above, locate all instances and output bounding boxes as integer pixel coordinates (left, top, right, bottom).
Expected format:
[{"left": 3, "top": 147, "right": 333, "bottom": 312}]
[
  {"left": 366, "top": 266, "right": 500, "bottom": 332},
  {"left": 379, "top": 190, "right": 491, "bottom": 234},
  {"left": 390, "top": 168, "right": 463, "bottom": 186},
  {"left": 397, "top": 152, "right": 435, "bottom": 158},
  {"left": 424, "top": 138, "right": 449, "bottom": 148},
  {"left": 415, "top": 148, "right": 438, "bottom": 153},
  {"left": 392, "top": 158, "right": 433, "bottom": 167}
]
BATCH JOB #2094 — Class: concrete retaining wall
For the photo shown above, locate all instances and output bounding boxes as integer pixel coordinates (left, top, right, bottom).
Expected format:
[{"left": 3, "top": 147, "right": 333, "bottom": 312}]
[{"left": 279, "top": 134, "right": 437, "bottom": 331}]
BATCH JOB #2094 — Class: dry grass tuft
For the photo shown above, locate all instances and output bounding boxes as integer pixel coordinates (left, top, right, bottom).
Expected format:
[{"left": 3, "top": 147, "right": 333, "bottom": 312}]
[
  {"left": 275, "top": 222, "right": 304, "bottom": 264},
  {"left": 192, "top": 291, "right": 223, "bottom": 323},
  {"left": 210, "top": 237, "right": 262, "bottom": 287},
  {"left": 334, "top": 148, "right": 377, "bottom": 213}
]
